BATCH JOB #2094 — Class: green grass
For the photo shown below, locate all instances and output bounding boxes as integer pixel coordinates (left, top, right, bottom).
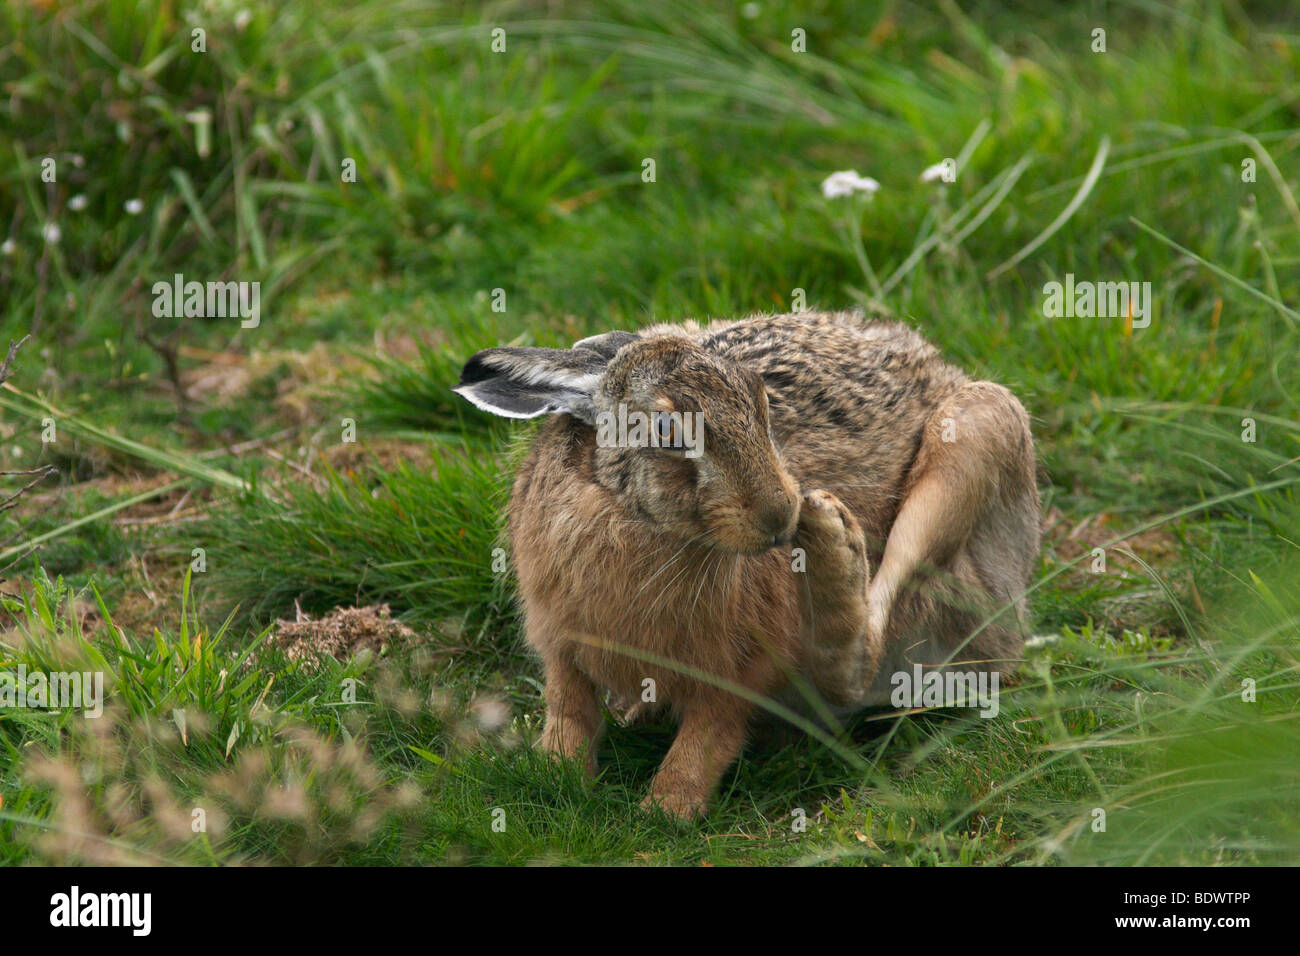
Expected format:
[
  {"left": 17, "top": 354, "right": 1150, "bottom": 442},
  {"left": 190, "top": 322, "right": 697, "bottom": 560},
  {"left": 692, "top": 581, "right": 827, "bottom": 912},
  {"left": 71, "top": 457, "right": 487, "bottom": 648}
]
[{"left": 1, "top": 0, "right": 1298, "bottom": 865}]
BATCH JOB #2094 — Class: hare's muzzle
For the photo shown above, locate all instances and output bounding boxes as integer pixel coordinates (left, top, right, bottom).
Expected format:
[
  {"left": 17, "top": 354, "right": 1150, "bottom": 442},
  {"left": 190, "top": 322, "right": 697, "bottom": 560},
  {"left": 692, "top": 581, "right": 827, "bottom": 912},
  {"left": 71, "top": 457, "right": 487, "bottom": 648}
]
[{"left": 757, "top": 498, "right": 799, "bottom": 549}]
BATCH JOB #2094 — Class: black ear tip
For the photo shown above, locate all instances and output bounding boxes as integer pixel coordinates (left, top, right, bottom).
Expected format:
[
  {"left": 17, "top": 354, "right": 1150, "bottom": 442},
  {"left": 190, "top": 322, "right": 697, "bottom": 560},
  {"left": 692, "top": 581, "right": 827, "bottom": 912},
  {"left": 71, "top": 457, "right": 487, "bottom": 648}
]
[
  {"left": 457, "top": 350, "right": 495, "bottom": 387},
  {"left": 450, "top": 345, "right": 605, "bottom": 422}
]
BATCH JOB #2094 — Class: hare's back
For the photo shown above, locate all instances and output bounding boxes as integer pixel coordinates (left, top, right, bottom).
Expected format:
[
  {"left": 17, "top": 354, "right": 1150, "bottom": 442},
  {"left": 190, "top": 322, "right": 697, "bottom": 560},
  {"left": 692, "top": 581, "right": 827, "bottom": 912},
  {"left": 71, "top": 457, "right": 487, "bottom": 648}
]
[{"left": 696, "top": 312, "right": 967, "bottom": 437}]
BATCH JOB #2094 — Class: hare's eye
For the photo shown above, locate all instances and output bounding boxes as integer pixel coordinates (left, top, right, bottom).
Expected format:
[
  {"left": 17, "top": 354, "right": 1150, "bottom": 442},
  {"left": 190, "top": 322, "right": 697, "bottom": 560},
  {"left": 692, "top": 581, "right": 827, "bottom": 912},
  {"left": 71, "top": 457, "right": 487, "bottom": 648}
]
[{"left": 654, "top": 412, "right": 677, "bottom": 447}]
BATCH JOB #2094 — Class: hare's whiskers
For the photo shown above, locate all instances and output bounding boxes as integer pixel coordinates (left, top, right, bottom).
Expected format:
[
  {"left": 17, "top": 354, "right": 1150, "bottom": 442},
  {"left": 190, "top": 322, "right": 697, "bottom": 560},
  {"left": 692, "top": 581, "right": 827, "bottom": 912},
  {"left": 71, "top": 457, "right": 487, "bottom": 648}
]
[
  {"left": 688, "top": 549, "right": 724, "bottom": 621},
  {"left": 632, "top": 530, "right": 710, "bottom": 602}
]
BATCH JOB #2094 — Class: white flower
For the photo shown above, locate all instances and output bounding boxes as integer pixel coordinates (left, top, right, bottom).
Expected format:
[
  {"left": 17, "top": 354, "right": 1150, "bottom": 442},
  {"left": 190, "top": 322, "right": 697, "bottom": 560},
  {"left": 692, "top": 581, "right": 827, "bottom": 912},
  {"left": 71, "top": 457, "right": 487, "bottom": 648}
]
[
  {"left": 820, "top": 170, "right": 880, "bottom": 199},
  {"left": 741, "top": 2, "right": 760, "bottom": 18},
  {"left": 68, "top": 194, "right": 88, "bottom": 211},
  {"left": 124, "top": 198, "right": 143, "bottom": 215},
  {"left": 1, "top": 239, "right": 14, "bottom": 256},
  {"left": 1024, "top": 634, "right": 1060, "bottom": 651},
  {"left": 920, "top": 163, "right": 948, "bottom": 183},
  {"left": 43, "top": 223, "right": 61, "bottom": 244}
]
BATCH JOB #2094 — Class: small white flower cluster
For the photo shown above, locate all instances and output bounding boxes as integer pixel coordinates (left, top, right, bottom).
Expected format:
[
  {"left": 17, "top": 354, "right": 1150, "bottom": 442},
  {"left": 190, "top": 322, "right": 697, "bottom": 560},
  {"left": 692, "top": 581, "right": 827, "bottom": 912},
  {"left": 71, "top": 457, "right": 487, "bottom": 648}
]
[
  {"left": 66, "top": 195, "right": 141, "bottom": 214},
  {"left": 820, "top": 161, "right": 955, "bottom": 199},
  {"left": 32, "top": 197, "right": 145, "bottom": 249},
  {"left": 919, "top": 162, "right": 950, "bottom": 183},
  {"left": 819, "top": 170, "right": 880, "bottom": 199}
]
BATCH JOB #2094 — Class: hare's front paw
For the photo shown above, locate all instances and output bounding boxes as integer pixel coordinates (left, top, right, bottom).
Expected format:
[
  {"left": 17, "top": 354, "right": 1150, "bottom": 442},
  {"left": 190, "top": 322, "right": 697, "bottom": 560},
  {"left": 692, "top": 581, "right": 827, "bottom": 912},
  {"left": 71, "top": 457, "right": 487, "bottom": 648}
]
[
  {"left": 641, "top": 785, "right": 708, "bottom": 822},
  {"left": 540, "top": 719, "right": 599, "bottom": 777},
  {"left": 795, "top": 489, "right": 869, "bottom": 593}
]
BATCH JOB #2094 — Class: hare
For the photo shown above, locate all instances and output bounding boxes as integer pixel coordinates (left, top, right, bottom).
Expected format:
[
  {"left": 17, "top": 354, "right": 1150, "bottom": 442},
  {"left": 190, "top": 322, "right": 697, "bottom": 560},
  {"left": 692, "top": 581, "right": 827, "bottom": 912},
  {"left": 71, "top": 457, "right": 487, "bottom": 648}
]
[{"left": 454, "top": 311, "right": 1039, "bottom": 819}]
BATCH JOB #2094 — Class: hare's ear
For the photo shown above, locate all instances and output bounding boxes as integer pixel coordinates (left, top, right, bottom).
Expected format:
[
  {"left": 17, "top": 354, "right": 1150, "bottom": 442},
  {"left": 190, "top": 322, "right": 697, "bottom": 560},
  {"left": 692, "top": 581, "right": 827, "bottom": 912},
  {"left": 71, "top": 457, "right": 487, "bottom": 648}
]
[
  {"left": 453, "top": 346, "right": 609, "bottom": 423},
  {"left": 572, "top": 330, "right": 640, "bottom": 359}
]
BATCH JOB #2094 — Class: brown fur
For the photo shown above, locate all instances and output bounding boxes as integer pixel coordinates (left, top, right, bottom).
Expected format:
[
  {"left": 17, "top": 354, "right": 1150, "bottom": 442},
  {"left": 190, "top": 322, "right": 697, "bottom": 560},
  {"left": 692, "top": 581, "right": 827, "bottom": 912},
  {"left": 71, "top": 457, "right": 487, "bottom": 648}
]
[{"left": 456, "top": 311, "right": 1040, "bottom": 819}]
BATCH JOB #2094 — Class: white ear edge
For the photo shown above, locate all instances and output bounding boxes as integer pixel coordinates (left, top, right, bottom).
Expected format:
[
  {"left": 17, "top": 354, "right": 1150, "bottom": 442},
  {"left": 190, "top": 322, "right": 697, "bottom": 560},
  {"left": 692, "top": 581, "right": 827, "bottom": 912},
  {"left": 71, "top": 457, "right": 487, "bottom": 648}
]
[{"left": 451, "top": 383, "right": 555, "bottom": 419}]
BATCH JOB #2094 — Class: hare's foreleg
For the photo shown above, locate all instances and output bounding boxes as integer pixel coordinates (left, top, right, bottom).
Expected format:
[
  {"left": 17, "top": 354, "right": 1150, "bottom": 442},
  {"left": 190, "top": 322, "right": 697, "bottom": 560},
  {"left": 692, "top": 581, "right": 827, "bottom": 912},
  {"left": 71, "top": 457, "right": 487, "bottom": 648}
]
[
  {"left": 643, "top": 690, "right": 753, "bottom": 820},
  {"left": 539, "top": 650, "right": 604, "bottom": 776},
  {"left": 794, "top": 489, "right": 881, "bottom": 706}
]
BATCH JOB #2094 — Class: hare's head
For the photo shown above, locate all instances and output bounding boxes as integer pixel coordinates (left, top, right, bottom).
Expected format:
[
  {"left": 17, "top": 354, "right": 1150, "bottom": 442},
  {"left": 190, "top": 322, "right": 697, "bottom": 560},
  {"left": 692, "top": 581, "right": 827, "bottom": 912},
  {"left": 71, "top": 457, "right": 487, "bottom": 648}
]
[{"left": 455, "top": 331, "right": 800, "bottom": 553}]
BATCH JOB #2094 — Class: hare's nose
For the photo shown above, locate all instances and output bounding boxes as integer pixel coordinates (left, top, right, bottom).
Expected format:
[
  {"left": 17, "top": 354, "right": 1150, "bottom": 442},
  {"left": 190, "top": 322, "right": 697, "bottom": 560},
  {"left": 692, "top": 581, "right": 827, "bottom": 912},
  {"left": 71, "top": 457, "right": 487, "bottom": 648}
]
[{"left": 759, "top": 503, "right": 798, "bottom": 547}]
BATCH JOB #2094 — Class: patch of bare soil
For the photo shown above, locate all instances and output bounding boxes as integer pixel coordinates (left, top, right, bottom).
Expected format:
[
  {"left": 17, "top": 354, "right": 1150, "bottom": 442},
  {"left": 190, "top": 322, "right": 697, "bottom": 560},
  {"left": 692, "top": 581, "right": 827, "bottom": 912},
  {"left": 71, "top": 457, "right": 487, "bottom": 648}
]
[
  {"left": 179, "top": 342, "right": 372, "bottom": 424},
  {"left": 1041, "top": 506, "right": 1181, "bottom": 566},
  {"left": 1041, "top": 506, "right": 1196, "bottom": 630},
  {"left": 179, "top": 328, "right": 442, "bottom": 425},
  {"left": 323, "top": 438, "right": 438, "bottom": 475}
]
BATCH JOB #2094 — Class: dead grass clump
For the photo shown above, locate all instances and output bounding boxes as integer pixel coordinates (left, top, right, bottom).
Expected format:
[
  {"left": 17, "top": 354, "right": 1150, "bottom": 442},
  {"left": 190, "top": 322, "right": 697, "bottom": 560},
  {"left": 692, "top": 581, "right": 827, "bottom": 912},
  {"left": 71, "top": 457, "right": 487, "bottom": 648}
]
[{"left": 266, "top": 603, "right": 415, "bottom": 671}]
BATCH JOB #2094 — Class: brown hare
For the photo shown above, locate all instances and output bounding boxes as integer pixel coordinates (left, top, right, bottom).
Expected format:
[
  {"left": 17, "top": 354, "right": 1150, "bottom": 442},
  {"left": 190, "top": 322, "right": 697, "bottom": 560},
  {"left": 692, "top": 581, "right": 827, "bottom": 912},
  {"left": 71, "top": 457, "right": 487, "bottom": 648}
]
[{"left": 454, "top": 311, "right": 1040, "bottom": 819}]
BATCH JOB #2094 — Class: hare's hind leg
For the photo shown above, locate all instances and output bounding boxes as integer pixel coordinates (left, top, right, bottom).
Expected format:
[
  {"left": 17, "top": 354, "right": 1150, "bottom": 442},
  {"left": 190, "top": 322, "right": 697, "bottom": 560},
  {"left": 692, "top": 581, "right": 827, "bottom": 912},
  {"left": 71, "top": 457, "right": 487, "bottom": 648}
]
[
  {"left": 796, "top": 381, "right": 1036, "bottom": 707},
  {"left": 867, "top": 381, "right": 1037, "bottom": 676}
]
